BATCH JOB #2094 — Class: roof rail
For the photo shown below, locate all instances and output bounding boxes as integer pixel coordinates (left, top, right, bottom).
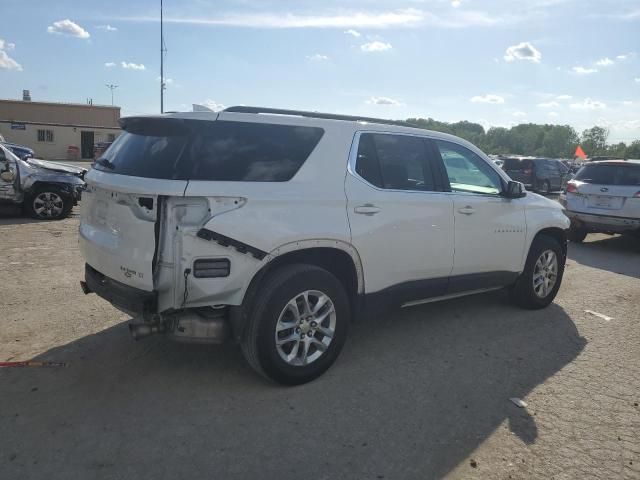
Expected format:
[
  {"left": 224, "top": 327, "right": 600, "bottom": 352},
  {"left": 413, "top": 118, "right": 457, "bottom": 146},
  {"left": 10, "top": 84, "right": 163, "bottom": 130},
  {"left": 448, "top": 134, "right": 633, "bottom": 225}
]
[{"left": 223, "top": 106, "right": 417, "bottom": 128}]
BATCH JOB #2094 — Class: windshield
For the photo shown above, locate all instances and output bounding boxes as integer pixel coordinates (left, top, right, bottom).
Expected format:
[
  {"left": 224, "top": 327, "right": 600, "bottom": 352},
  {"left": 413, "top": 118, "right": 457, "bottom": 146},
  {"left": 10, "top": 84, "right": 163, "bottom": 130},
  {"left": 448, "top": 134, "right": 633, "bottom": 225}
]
[
  {"left": 574, "top": 163, "right": 640, "bottom": 186},
  {"left": 95, "top": 120, "right": 324, "bottom": 182},
  {"left": 503, "top": 158, "right": 533, "bottom": 171}
]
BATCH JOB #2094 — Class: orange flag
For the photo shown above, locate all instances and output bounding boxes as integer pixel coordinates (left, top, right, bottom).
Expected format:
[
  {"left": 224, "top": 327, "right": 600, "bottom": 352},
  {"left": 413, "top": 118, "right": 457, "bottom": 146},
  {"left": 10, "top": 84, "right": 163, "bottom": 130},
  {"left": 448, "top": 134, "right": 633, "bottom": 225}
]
[{"left": 575, "top": 145, "right": 587, "bottom": 159}]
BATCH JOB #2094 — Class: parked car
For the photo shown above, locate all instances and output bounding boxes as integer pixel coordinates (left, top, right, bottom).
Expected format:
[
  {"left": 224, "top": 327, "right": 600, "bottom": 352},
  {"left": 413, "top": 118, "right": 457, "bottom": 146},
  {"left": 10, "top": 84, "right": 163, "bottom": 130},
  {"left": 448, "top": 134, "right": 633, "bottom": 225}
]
[
  {"left": 560, "top": 160, "right": 640, "bottom": 242},
  {"left": 502, "top": 157, "right": 569, "bottom": 194},
  {"left": 93, "top": 141, "right": 113, "bottom": 162},
  {"left": 78, "top": 106, "right": 570, "bottom": 385},
  {"left": 0, "top": 144, "right": 86, "bottom": 219},
  {"left": 1, "top": 141, "right": 35, "bottom": 160}
]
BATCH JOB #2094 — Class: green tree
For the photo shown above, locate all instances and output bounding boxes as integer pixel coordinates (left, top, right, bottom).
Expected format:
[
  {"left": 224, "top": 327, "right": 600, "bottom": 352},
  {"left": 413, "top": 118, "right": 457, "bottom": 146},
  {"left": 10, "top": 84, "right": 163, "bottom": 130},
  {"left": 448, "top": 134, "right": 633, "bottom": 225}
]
[{"left": 581, "top": 126, "right": 609, "bottom": 156}]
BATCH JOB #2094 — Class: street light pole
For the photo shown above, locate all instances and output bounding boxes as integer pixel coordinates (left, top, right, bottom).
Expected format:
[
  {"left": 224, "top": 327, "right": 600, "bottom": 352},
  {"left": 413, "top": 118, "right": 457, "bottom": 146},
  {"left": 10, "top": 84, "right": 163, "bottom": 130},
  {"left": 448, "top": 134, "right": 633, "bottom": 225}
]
[
  {"left": 105, "top": 84, "right": 118, "bottom": 106},
  {"left": 160, "top": 0, "right": 165, "bottom": 113}
]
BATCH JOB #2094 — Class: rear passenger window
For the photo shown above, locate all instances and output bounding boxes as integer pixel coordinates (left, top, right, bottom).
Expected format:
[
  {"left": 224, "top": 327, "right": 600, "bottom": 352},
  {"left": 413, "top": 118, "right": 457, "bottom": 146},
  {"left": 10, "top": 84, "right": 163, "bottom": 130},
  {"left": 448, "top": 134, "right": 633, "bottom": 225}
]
[{"left": 354, "top": 133, "right": 434, "bottom": 191}]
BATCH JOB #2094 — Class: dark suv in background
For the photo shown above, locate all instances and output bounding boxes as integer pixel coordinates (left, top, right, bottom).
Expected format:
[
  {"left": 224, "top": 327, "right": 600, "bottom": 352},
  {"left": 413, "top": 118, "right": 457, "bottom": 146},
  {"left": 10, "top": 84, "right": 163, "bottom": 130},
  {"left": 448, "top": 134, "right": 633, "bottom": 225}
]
[{"left": 501, "top": 157, "right": 569, "bottom": 194}]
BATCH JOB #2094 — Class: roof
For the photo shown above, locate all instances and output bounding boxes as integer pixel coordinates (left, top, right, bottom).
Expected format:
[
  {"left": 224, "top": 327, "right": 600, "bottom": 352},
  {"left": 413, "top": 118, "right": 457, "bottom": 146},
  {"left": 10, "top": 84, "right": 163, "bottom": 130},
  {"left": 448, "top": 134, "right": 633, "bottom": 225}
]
[
  {"left": 591, "top": 159, "right": 640, "bottom": 166},
  {"left": 0, "top": 98, "right": 119, "bottom": 110}
]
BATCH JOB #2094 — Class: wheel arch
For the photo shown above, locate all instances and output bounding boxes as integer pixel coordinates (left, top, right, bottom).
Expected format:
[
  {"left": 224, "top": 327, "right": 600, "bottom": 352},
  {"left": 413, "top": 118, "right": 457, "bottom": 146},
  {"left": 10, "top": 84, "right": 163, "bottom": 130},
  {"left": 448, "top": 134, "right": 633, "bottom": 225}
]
[
  {"left": 531, "top": 227, "right": 567, "bottom": 258},
  {"left": 230, "top": 241, "right": 364, "bottom": 341}
]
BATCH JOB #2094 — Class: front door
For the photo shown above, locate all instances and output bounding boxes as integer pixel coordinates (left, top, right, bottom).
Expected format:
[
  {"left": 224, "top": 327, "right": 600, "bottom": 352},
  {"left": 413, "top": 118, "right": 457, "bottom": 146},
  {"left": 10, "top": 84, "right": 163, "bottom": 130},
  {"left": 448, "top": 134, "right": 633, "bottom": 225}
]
[
  {"left": 345, "top": 132, "right": 455, "bottom": 302},
  {"left": 432, "top": 139, "right": 527, "bottom": 292},
  {"left": 80, "top": 131, "right": 94, "bottom": 159}
]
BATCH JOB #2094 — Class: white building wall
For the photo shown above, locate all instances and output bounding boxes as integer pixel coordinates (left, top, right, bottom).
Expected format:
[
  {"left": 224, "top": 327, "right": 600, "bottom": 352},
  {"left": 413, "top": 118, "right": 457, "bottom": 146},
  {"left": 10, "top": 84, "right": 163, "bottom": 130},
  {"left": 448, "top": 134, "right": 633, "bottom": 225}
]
[{"left": 0, "top": 122, "right": 121, "bottom": 160}]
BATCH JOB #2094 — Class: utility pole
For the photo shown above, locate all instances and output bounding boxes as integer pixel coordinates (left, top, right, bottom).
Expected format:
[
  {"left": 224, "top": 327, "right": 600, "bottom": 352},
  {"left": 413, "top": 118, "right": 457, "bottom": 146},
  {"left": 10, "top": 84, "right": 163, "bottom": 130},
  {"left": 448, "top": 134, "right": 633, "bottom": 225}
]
[
  {"left": 105, "top": 84, "right": 118, "bottom": 106},
  {"left": 160, "top": 0, "right": 166, "bottom": 113}
]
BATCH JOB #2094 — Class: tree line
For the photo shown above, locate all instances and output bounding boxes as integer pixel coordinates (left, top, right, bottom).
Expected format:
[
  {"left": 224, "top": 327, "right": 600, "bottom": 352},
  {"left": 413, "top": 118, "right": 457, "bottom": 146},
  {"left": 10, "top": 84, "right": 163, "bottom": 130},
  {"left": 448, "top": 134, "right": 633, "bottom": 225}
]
[{"left": 404, "top": 118, "right": 640, "bottom": 159}]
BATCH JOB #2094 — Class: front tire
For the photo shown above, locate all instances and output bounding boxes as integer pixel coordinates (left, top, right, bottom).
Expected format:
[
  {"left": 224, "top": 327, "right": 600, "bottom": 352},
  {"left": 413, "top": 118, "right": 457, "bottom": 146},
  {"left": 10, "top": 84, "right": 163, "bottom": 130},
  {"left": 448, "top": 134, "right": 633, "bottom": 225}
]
[
  {"left": 241, "top": 264, "right": 350, "bottom": 385},
  {"left": 26, "top": 186, "right": 73, "bottom": 220},
  {"left": 568, "top": 225, "right": 587, "bottom": 243},
  {"left": 510, "top": 235, "right": 565, "bottom": 309}
]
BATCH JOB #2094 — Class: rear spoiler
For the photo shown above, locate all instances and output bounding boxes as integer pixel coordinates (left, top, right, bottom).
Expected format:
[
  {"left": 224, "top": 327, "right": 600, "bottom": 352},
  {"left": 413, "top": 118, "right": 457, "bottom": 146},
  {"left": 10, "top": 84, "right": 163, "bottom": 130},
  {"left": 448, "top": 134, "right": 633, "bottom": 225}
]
[{"left": 119, "top": 115, "right": 218, "bottom": 136}]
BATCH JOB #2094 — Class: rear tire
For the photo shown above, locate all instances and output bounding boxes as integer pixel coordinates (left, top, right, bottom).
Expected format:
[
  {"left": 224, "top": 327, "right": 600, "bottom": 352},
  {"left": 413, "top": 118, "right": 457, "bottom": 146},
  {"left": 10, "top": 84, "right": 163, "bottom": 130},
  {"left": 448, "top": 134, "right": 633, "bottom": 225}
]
[
  {"left": 26, "top": 186, "right": 73, "bottom": 220},
  {"left": 537, "top": 180, "right": 551, "bottom": 195},
  {"left": 568, "top": 226, "right": 587, "bottom": 243},
  {"left": 241, "top": 264, "right": 350, "bottom": 385},
  {"left": 510, "top": 235, "right": 565, "bottom": 310}
]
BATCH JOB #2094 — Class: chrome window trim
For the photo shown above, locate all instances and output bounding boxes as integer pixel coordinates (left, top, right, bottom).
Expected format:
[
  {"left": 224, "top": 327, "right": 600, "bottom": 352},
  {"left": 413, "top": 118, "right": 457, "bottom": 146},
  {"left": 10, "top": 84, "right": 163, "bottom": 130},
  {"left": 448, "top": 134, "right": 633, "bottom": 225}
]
[{"left": 346, "top": 130, "right": 511, "bottom": 198}]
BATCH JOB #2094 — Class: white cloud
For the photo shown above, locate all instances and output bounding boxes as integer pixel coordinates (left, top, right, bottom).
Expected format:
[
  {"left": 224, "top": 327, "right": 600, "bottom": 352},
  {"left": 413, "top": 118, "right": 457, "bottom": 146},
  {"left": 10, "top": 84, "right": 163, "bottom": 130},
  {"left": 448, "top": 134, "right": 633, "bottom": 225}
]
[
  {"left": 361, "top": 41, "right": 392, "bottom": 52},
  {"left": 203, "top": 99, "right": 225, "bottom": 111},
  {"left": 121, "top": 61, "right": 145, "bottom": 70},
  {"left": 451, "top": 0, "right": 462, "bottom": 7},
  {"left": 118, "top": 9, "right": 519, "bottom": 30},
  {"left": 470, "top": 94, "right": 505, "bottom": 104},
  {"left": 97, "top": 24, "right": 118, "bottom": 32},
  {"left": 47, "top": 19, "right": 90, "bottom": 38},
  {"left": 504, "top": 42, "right": 541, "bottom": 63},
  {"left": 635, "top": 77, "right": 640, "bottom": 83},
  {"left": 0, "top": 50, "right": 22, "bottom": 71},
  {"left": 157, "top": 76, "right": 174, "bottom": 85},
  {"left": 306, "top": 54, "right": 329, "bottom": 61},
  {"left": 572, "top": 66, "right": 598, "bottom": 75},
  {"left": 622, "top": 101, "right": 633, "bottom": 106},
  {"left": 0, "top": 38, "right": 22, "bottom": 71},
  {"left": 548, "top": 111, "right": 559, "bottom": 117},
  {"left": 512, "top": 111, "right": 526, "bottom": 117},
  {"left": 556, "top": 94, "right": 572, "bottom": 100},
  {"left": 537, "top": 101, "right": 559, "bottom": 108},
  {"left": 366, "top": 96, "right": 403, "bottom": 106},
  {"left": 595, "top": 57, "right": 614, "bottom": 66},
  {"left": 570, "top": 98, "right": 606, "bottom": 110},
  {"left": 617, "top": 54, "right": 627, "bottom": 60},
  {"left": 344, "top": 29, "right": 361, "bottom": 37},
  {"left": 0, "top": 39, "right": 15, "bottom": 50},
  {"left": 104, "top": 62, "right": 116, "bottom": 68}
]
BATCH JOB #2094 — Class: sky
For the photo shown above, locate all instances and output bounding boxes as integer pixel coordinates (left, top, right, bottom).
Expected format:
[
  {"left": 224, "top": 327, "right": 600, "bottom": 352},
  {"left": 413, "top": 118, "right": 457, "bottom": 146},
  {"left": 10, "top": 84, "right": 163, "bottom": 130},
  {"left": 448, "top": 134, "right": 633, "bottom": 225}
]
[{"left": 1, "top": 0, "right": 639, "bottom": 142}]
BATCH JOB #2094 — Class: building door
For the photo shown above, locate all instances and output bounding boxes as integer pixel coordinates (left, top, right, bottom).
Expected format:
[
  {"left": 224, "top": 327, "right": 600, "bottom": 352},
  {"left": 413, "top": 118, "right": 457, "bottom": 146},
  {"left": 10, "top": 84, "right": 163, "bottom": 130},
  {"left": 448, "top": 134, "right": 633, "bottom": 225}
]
[{"left": 80, "top": 131, "right": 94, "bottom": 159}]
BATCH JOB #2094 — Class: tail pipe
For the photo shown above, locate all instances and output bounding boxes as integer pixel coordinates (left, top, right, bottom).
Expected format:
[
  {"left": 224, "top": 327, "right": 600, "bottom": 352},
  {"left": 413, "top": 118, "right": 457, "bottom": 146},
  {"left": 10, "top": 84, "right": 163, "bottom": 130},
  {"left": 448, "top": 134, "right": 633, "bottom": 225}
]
[{"left": 129, "top": 323, "right": 163, "bottom": 340}]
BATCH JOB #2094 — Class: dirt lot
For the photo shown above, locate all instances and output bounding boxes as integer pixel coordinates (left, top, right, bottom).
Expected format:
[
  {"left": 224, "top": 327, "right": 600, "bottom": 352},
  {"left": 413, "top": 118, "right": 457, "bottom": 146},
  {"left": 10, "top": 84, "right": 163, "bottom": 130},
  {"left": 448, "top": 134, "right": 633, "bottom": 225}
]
[{"left": 1, "top": 207, "right": 639, "bottom": 480}]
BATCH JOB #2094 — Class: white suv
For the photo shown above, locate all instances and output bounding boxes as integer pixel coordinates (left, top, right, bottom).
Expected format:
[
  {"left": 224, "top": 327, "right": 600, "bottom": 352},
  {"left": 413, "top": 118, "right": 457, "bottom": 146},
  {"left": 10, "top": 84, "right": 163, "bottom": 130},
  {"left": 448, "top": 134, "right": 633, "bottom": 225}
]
[{"left": 79, "top": 106, "right": 569, "bottom": 384}]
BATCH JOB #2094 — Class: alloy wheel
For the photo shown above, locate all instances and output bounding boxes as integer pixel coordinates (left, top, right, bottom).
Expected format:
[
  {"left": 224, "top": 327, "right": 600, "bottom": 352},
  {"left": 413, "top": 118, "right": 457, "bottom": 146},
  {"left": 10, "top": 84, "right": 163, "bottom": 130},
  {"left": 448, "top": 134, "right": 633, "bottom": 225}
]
[
  {"left": 274, "top": 290, "right": 336, "bottom": 366},
  {"left": 33, "top": 192, "right": 64, "bottom": 218},
  {"left": 532, "top": 249, "right": 558, "bottom": 298}
]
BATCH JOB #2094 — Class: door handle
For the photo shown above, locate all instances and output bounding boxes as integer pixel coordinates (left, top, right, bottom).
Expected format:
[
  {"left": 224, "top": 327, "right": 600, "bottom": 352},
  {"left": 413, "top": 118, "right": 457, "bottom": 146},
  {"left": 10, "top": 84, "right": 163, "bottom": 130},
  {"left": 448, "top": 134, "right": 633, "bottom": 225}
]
[
  {"left": 458, "top": 206, "right": 475, "bottom": 215},
  {"left": 354, "top": 204, "right": 381, "bottom": 216}
]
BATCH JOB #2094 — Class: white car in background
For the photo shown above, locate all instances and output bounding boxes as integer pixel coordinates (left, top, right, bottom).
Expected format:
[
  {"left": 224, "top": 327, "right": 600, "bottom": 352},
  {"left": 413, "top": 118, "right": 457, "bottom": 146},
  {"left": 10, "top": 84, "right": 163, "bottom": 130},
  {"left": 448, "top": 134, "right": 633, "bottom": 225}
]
[
  {"left": 78, "top": 106, "right": 570, "bottom": 384},
  {"left": 561, "top": 160, "right": 640, "bottom": 242}
]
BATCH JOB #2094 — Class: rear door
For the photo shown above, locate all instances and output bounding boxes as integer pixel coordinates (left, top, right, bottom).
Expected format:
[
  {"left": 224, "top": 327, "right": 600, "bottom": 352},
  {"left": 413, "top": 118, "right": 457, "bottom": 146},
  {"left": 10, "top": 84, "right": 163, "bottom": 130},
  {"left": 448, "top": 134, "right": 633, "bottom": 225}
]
[
  {"left": 345, "top": 132, "right": 454, "bottom": 299},
  {"left": 0, "top": 146, "right": 19, "bottom": 201}
]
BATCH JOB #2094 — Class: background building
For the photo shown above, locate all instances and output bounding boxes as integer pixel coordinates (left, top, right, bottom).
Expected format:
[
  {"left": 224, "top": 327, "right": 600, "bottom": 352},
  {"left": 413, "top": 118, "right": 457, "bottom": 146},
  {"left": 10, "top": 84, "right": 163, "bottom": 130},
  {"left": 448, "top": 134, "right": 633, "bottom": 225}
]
[{"left": 0, "top": 91, "right": 121, "bottom": 160}]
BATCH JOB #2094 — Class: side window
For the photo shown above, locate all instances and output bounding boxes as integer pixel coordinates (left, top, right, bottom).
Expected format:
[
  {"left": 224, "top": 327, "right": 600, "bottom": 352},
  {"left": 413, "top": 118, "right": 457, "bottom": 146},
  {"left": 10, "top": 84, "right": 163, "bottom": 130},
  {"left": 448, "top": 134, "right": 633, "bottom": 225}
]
[
  {"left": 355, "top": 133, "right": 434, "bottom": 191},
  {"left": 435, "top": 140, "right": 502, "bottom": 195}
]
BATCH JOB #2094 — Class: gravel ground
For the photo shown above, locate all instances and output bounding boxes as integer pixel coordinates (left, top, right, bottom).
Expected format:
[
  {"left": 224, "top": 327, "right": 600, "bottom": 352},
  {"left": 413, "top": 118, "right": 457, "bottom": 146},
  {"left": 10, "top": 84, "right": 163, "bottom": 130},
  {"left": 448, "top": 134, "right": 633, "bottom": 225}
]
[{"left": 0, "top": 208, "right": 639, "bottom": 480}]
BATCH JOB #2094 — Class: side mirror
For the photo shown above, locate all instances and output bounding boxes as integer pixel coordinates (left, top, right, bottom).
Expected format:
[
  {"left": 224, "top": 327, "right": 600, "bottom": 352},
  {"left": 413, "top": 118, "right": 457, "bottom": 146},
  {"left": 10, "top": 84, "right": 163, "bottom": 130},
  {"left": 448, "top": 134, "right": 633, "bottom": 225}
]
[{"left": 503, "top": 180, "right": 526, "bottom": 199}]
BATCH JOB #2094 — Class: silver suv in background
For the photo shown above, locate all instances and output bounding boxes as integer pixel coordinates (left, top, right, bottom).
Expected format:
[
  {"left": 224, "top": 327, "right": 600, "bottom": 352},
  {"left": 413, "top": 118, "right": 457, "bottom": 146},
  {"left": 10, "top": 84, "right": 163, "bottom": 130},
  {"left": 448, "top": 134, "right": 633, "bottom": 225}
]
[{"left": 561, "top": 160, "right": 640, "bottom": 242}]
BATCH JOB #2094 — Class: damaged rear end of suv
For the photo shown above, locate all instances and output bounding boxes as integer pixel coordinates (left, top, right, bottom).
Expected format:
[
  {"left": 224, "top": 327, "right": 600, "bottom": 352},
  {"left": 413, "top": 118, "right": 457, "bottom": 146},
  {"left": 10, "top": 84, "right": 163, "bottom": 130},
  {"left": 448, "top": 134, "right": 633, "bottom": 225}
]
[{"left": 79, "top": 110, "right": 352, "bottom": 384}]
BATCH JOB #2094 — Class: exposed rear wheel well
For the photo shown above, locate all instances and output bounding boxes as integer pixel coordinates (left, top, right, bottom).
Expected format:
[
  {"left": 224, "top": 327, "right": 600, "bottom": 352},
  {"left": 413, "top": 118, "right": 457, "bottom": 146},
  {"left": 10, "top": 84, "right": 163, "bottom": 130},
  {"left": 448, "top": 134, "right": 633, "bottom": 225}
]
[{"left": 231, "top": 248, "right": 359, "bottom": 341}]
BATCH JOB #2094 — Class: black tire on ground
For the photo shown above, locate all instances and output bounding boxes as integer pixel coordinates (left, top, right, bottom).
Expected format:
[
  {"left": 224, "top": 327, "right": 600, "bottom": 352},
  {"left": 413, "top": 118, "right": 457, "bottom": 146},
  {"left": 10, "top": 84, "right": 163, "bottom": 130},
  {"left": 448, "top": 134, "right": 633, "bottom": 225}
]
[
  {"left": 241, "top": 264, "right": 350, "bottom": 385},
  {"left": 537, "top": 180, "right": 551, "bottom": 195},
  {"left": 510, "top": 235, "right": 565, "bottom": 310},
  {"left": 567, "top": 226, "right": 587, "bottom": 243},
  {"left": 25, "top": 186, "right": 73, "bottom": 220}
]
